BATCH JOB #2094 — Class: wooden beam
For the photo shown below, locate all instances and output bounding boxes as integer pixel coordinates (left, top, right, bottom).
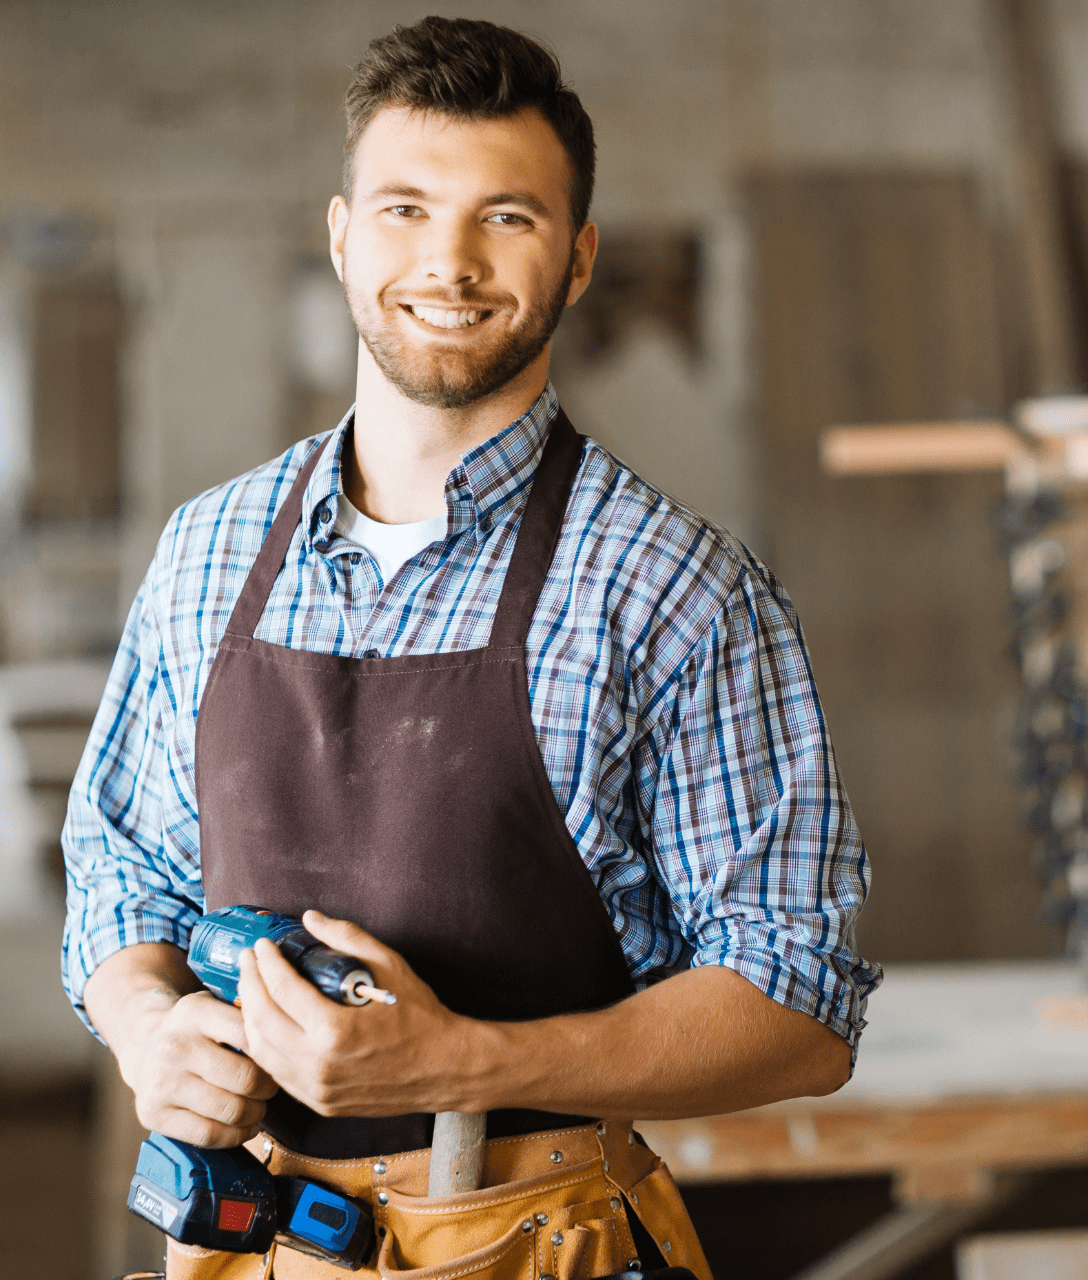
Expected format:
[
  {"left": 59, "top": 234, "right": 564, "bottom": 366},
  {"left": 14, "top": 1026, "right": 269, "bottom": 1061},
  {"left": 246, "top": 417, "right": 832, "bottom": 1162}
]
[
  {"left": 637, "top": 1093, "right": 1088, "bottom": 1198},
  {"left": 820, "top": 422, "right": 1027, "bottom": 475},
  {"left": 1000, "top": 0, "right": 1081, "bottom": 391}
]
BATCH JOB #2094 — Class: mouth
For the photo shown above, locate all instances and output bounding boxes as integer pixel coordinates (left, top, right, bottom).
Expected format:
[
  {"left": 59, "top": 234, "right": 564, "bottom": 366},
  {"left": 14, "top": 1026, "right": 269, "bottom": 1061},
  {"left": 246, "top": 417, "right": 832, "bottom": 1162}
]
[{"left": 402, "top": 304, "right": 494, "bottom": 330}]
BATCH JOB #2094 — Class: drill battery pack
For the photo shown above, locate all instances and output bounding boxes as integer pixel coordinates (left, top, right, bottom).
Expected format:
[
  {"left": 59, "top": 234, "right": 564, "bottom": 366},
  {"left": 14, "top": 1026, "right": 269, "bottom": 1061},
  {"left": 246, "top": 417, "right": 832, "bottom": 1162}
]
[
  {"left": 129, "top": 1133, "right": 374, "bottom": 1268},
  {"left": 128, "top": 1134, "right": 277, "bottom": 1253}
]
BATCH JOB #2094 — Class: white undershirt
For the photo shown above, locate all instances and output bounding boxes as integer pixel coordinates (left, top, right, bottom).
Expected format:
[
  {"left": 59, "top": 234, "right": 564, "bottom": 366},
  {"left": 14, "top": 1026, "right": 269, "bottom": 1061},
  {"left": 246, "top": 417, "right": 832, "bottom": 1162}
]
[{"left": 334, "top": 494, "right": 447, "bottom": 585}]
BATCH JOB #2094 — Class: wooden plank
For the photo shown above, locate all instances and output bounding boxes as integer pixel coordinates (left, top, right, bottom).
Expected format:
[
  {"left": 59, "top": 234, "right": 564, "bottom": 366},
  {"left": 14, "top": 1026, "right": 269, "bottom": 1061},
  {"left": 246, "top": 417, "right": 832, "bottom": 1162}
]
[
  {"left": 638, "top": 1094, "right": 1088, "bottom": 1195},
  {"left": 820, "top": 423, "right": 1025, "bottom": 475}
]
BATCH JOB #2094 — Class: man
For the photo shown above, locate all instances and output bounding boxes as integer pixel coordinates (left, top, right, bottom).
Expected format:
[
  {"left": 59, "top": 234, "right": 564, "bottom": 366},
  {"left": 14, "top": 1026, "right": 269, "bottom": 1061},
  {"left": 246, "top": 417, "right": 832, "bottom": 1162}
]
[{"left": 63, "top": 16, "right": 880, "bottom": 1280}]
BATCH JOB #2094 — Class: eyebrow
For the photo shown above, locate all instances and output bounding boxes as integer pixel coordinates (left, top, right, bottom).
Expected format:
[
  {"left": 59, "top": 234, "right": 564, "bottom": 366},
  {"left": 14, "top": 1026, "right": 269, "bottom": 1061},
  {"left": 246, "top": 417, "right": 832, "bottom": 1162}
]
[
  {"left": 363, "top": 184, "right": 553, "bottom": 220},
  {"left": 481, "top": 191, "right": 552, "bottom": 219}
]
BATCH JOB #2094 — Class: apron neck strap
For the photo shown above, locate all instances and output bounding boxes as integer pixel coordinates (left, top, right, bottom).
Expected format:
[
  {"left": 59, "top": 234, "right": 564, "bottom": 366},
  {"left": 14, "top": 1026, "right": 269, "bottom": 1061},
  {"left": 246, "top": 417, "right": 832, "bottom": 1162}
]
[
  {"left": 225, "top": 436, "right": 329, "bottom": 638},
  {"left": 488, "top": 407, "right": 583, "bottom": 649},
  {"left": 225, "top": 408, "right": 583, "bottom": 647}
]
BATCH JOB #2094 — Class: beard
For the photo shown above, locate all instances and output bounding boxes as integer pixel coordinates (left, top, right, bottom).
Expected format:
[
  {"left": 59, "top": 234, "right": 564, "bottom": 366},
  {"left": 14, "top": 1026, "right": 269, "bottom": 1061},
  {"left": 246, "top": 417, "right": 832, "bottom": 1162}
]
[{"left": 342, "top": 250, "right": 574, "bottom": 410}]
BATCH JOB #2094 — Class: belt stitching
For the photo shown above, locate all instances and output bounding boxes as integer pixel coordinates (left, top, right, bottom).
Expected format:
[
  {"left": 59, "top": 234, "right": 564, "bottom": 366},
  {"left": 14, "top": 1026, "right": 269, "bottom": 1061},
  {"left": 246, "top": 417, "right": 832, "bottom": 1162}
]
[
  {"left": 387, "top": 1170, "right": 602, "bottom": 1216},
  {"left": 265, "top": 1124, "right": 601, "bottom": 1170}
]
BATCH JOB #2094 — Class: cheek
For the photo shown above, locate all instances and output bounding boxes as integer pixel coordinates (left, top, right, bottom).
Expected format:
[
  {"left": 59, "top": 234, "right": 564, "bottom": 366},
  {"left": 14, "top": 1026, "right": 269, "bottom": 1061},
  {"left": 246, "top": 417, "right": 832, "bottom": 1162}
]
[{"left": 344, "top": 225, "right": 413, "bottom": 294}]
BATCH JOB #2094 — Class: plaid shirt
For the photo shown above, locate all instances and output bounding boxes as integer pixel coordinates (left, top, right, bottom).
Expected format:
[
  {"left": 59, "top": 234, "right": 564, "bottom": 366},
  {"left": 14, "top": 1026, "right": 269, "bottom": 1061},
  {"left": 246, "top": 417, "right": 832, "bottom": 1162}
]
[{"left": 62, "top": 384, "right": 880, "bottom": 1056}]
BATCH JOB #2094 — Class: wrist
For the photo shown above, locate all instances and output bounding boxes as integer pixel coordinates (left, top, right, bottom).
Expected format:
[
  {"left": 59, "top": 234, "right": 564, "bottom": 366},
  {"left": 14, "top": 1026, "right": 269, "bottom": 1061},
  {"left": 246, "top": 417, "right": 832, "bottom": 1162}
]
[
  {"left": 452, "top": 1017, "right": 547, "bottom": 1113},
  {"left": 83, "top": 940, "right": 199, "bottom": 1088},
  {"left": 113, "top": 986, "right": 180, "bottom": 1089}
]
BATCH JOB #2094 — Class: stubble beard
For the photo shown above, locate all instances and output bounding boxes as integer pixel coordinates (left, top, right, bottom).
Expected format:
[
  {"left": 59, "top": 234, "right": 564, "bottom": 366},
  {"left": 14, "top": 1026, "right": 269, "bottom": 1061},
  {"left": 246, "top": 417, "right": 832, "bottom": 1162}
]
[{"left": 342, "top": 249, "right": 575, "bottom": 410}]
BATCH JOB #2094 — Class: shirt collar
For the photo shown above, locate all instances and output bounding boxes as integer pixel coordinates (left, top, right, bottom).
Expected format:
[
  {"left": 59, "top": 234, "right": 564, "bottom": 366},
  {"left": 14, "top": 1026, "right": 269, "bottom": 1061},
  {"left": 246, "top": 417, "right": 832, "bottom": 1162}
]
[{"left": 302, "top": 383, "right": 560, "bottom": 549}]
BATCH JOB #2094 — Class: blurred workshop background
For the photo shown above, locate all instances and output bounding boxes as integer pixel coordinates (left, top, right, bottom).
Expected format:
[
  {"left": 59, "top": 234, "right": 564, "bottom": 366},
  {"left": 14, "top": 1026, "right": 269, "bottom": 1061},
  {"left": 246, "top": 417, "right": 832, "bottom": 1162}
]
[{"left": 7, "top": 1, "right": 1088, "bottom": 1277}]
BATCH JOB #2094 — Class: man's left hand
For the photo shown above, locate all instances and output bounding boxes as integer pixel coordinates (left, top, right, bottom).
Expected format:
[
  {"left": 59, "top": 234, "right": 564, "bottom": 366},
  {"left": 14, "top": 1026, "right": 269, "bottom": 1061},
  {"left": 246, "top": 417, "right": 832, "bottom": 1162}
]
[{"left": 237, "top": 910, "right": 478, "bottom": 1117}]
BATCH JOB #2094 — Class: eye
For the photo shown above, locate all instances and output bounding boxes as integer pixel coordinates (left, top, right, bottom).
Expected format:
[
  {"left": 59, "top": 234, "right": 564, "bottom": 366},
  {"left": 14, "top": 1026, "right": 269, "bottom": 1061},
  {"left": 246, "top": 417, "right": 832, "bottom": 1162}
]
[
  {"left": 388, "top": 205, "right": 424, "bottom": 218},
  {"left": 486, "top": 212, "right": 529, "bottom": 227}
]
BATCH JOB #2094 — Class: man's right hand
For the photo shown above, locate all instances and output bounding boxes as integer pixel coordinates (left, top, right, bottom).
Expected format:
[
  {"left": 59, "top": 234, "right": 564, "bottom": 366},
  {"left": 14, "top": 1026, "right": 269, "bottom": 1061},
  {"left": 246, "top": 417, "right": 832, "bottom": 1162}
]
[
  {"left": 127, "top": 988, "right": 279, "bottom": 1146},
  {"left": 83, "top": 940, "right": 278, "bottom": 1148}
]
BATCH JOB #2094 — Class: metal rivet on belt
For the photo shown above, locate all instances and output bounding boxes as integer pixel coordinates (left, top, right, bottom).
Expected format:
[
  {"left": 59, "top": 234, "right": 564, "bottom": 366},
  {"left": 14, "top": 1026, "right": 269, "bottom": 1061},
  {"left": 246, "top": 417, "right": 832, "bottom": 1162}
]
[
  {"left": 263, "top": 1138, "right": 273, "bottom": 1157},
  {"left": 596, "top": 1121, "right": 607, "bottom": 1135},
  {"left": 377, "top": 1191, "right": 389, "bottom": 1205},
  {"left": 535, "top": 1214, "right": 549, "bottom": 1226},
  {"left": 522, "top": 1220, "right": 533, "bottom": 1233},
  {"left": 627, "top": 1131, "right": 634, "bottom": 1146},
  {"left": 550, "top": 1150, "right": 563, "bottom": 1164},
  {"left": 374, "top": 1160, "right": 387, "bottom": 1176},
  {"left": 603, "top": 1160, "right": 610, "bottom": 1172},
  {"left": 610, "top": 1197, "right": 622, "bottom": 1212},
  {"left": 540, "top": 1274, "right": 554, "bottom": 1280},
  {"left": 631, "top": 1193, "right": 639, "bottom": 1205},
  {"left": 551, "top": 1232, "right": 564, "bottom": 1246},
  {"left": 662, "top": 1241, "right": 672, "bottom": 1253},
  {"left": 626, "top": 1260, "right": 641, "bottom": 1271}
]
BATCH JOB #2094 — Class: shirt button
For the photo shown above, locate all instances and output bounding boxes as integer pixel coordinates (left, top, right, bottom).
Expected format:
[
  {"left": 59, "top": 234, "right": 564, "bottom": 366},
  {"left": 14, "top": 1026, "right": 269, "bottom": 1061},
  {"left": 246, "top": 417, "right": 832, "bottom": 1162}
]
[
  {"left": 318, "top": 501, "right": 333, "bottom": 524},
  {"left": 350, "top": 552, "right": 361, "bottom": 565},
  {"left": 313, "top": 538, "right": 329, "bottom": 553},
  {"left": 478, "top": 513, "right": 492, "bottom": 533},
  {"left": 363, "top": 648, "right": 380, "bottom": 659}
]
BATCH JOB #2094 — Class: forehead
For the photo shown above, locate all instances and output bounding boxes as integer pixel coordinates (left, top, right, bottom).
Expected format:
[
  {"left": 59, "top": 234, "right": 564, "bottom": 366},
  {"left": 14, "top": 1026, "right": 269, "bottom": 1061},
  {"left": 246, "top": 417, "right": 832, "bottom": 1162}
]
[{"left": 352, "top": 105, "right": 572, "bottom": 207}]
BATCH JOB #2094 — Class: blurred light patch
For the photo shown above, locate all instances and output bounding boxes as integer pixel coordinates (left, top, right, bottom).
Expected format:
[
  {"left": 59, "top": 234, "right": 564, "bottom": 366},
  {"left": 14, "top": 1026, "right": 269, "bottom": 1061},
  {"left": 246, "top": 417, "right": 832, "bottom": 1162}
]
[
  {"left": 289, "top": 265, "right": 356, "bottom": 393},
  {"left": 2, "top": 209, "right": 92, "bottom": 273}
]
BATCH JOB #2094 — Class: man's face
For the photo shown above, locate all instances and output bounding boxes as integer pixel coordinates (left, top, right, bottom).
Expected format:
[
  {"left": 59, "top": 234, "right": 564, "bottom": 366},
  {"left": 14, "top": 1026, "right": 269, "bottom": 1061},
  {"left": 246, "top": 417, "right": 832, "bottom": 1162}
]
[{"left": 328, "top": 106, "right": 596, "bottom": 409}]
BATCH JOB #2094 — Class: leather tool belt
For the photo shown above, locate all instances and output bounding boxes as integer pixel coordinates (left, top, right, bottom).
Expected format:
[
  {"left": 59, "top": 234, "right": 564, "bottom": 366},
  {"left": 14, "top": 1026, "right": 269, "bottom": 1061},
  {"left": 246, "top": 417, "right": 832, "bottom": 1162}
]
[{"left": 163, "top": 1122, "right": 711, "bottom": 1280}]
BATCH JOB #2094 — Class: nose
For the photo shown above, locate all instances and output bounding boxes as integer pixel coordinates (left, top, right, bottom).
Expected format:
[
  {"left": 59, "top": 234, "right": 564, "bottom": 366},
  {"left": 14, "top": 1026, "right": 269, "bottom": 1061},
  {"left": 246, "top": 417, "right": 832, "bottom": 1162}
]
[{"left": 421, "top": 215, "right": 485, "bottom": 288}]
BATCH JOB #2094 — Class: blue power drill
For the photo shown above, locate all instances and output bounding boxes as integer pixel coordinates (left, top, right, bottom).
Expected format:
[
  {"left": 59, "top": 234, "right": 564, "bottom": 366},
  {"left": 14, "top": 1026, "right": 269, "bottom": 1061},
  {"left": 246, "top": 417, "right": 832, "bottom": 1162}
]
[{"left": 127, "top": 906, "right": 388, "bottom": 1269}]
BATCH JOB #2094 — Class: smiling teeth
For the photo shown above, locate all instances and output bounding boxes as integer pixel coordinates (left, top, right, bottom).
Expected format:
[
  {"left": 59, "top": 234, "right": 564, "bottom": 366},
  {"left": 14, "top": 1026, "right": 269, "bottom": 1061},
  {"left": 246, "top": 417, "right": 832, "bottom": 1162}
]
[{"left": 409, "top": 306, "right": 481, "bottom": 328}]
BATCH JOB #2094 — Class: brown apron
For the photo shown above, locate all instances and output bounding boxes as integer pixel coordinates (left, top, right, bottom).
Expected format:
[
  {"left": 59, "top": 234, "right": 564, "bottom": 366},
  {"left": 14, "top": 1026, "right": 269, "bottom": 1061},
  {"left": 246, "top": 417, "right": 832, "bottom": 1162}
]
[{"left": 179, "top": 410, "right": 710, "bottom": 1280}]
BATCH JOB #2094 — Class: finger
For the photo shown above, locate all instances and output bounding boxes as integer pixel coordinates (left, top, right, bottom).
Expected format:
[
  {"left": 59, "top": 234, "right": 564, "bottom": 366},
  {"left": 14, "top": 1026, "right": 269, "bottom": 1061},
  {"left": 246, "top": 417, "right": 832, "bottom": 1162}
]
[
  {"left": 176, "top": 1071, "right": 269, "bottom": 1133},
  {"left": 198, "top": 1037, "right": 278, "bottom": 1101},
  {"left": 303, "top": 910, "right": 400, "bottom": 971},
  {"left": 183, "top": 989, "right": 251, "bottom": 1052},
  {"left": 238, "top": 947, "right": 314, "bottom": 1073},
  {"left": 248, "top": 938, "right": 335, "bottom": 1025},
  {"left": 153, "top": 1103, "right": 263, "bottom": 1150}
]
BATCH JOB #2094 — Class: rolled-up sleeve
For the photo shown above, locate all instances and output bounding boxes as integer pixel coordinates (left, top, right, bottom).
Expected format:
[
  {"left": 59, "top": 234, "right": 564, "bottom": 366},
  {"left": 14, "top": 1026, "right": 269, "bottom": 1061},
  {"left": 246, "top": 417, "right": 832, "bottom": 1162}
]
[
  {"left": 649, "top": 559, "right": 880, "bottom": 1062},
  {"left": 61, "top": 544, "right": 201, "bottom": 1036}
]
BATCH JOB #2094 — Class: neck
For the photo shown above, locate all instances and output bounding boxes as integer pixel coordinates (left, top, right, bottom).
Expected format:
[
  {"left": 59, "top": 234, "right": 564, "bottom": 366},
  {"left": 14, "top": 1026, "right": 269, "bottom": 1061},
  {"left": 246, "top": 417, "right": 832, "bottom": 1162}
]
[{"left": 345, "top": 342, "right": 551, "bottom": 524}]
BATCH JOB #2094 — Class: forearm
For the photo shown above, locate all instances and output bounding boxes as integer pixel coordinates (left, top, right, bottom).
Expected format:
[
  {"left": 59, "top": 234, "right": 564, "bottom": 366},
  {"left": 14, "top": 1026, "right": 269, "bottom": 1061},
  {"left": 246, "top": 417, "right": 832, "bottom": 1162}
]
[
  {"left": 83, "top": 941, "right": 201, "bottom": 1085},
  {"left": 463, "top": 965, "right": 851, "bottom": 1119}
]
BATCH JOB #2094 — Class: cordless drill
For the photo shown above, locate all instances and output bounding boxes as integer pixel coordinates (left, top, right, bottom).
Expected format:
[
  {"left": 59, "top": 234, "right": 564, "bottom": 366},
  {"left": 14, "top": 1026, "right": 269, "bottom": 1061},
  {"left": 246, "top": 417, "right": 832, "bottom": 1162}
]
[{"left": 127, "top": 906, "right": 386, "bottom": 1269}]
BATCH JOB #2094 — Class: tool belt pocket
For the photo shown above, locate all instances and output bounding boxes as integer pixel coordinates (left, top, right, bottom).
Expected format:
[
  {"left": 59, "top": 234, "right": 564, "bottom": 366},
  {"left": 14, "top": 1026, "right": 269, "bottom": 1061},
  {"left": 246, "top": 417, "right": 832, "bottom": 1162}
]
[
  {"left": 374, "top": 1160, "right": 635, "bottom": 1280},
  {"left": 165, "top": 1237, "right": 267, "bottom": 1279}
]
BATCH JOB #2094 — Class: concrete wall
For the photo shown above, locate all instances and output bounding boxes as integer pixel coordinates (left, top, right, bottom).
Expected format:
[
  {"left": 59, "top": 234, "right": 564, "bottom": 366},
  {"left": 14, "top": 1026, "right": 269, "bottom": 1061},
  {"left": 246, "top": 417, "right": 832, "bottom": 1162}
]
[{"left": 3, "top": 0, "right": 1066, "bottom": 597}]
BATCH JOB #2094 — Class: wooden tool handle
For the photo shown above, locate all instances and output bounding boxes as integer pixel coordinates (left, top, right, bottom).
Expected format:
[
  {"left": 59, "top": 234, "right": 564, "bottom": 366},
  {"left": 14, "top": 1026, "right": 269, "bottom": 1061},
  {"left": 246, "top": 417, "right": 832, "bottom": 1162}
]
[{"left": 428, "top": 1111, "right": 487, "bottom": 1195}]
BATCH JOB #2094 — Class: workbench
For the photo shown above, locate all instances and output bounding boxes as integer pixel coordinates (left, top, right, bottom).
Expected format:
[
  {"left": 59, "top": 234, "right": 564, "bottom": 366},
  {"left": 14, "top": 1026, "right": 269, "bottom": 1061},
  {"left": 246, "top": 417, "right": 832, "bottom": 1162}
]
[{"left": 640, "top": 960, "right": 1088, "bottom": 1279}]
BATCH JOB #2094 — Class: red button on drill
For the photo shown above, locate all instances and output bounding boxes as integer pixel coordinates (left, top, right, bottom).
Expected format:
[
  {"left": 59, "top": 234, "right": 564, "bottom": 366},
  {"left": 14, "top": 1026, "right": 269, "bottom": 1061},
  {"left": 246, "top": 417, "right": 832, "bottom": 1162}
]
[{"left": 218, "top": 1198, "right": 257, "bottom": 1233}]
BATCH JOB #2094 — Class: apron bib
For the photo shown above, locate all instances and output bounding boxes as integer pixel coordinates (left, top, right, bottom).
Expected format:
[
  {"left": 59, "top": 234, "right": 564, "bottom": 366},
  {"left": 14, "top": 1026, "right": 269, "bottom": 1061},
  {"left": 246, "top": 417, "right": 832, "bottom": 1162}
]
[{"left": 183, "top": 410, "right": 710, "bottom": 1280}]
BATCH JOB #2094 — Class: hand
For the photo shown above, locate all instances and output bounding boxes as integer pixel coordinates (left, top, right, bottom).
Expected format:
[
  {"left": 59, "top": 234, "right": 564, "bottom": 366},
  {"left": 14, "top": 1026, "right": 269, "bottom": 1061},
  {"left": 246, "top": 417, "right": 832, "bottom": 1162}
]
[
  {"left": 237, "top": 911, "right": 477, "bottom": 1118},
  {"left": 125, "top": 989, "right": 279, "bottom": 1147}
]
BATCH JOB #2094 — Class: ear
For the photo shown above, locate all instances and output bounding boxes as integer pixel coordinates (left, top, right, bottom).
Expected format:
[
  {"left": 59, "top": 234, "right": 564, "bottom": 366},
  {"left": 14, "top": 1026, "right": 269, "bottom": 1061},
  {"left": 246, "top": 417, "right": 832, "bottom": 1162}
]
[
  {"left": 328, "top": 195, "right": 350, "bottom": 284},
  {"left": 565, "top": 221, "right": 598, "bottom": 308}
]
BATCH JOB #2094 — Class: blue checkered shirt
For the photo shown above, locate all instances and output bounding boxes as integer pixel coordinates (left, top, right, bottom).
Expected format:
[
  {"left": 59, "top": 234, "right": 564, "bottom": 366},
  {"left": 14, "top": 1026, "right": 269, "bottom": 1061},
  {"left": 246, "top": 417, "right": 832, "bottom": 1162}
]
[{"left": 62, "top": 384, "right": 880, "bottom": 1057}]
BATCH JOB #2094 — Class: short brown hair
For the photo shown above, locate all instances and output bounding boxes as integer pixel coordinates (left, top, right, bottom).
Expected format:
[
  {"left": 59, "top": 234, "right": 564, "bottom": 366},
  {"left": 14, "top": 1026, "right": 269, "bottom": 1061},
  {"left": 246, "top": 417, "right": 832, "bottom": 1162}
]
[{"left": 343, "top": 16, "right": 595, "bottom": 229}]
